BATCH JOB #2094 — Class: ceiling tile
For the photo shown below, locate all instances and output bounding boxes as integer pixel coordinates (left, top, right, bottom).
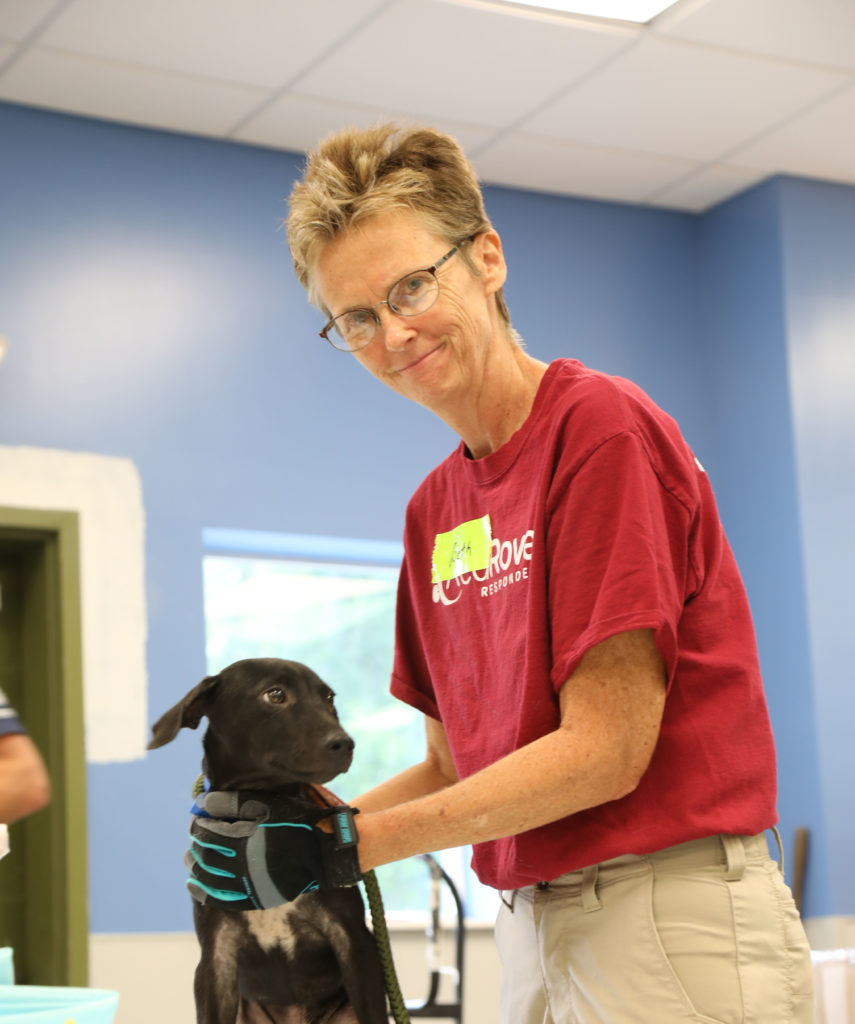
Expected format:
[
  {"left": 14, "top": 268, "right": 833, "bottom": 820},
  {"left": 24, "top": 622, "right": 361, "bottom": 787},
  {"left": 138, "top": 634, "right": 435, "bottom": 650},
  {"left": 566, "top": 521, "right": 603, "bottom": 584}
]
[
  {"left": 37, "top": 0, "right": 392, "bottom": 89},
  {"left": 648, "top": 163, "right": 769, "bottom": 211},
  {"left": 474, "top": 131, "right": 697, "bottom": 204},
  {"left": 0, "top": 0, "right": 62, "bottom": 42},
  {"left": 0, "top": 47, "right": 268, "bottom": 135},
  {"left": 293, "top": 0, "right": 637, "bottom": 129},
  {"left": 656, "top": 0, "right": 855, "bottom": 73},
  {"left": 523, "top": 35, "right": 849, "bottom": 163},
  {"left": 234, "top": 93, "right": 497, "bottom": 156},
  {"left": 1, "top": 0, "right": 853, "bottom": 206},
  {"left": 728, "top": 83, "right": 855, "bottom": 184}
]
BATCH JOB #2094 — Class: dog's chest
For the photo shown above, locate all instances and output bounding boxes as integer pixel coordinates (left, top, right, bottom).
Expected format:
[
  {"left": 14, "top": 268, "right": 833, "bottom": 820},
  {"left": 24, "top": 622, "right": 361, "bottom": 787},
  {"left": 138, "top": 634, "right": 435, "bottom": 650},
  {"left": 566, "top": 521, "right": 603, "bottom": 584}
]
[
  {"left": 242, "top": 904, "right": 300, "bottom": 955},
  {"left": 229, "top": 898, "right": 356, "bottom": 1011}
]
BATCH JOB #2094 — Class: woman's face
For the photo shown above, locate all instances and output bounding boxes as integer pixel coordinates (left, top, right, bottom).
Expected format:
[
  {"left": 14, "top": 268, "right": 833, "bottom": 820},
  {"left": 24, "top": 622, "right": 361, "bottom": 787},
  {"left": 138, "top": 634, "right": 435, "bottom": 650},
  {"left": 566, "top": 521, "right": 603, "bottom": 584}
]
[{"left": 312, "top": 209, "right": 506, "bottom": 415}]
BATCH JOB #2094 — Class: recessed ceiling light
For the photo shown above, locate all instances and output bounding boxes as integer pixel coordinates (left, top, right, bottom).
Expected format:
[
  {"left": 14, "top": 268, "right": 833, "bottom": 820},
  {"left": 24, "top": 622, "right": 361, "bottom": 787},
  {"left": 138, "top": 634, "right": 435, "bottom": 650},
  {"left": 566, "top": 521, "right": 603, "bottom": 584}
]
[{"left": 491, "top": 0, "right": 681, "bottom": 23}]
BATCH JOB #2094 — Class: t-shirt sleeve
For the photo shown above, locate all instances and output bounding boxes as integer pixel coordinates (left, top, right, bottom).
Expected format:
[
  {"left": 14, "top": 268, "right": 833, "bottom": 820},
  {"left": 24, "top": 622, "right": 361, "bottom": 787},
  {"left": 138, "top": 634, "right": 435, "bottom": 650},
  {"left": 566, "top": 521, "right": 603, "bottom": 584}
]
[
  {"left": 547, "top": 429, "right": 696, "bottom": 691},
  {"left": 0, "top": 686, "right": 25, "bottom": 736}
]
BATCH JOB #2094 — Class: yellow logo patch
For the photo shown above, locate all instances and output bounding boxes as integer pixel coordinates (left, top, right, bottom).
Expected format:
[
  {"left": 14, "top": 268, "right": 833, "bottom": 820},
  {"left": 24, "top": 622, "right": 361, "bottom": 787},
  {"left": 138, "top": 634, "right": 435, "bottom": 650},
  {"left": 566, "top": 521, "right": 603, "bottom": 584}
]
[{"left": 431, "top": 515, "right": 492, "bottom": 583}]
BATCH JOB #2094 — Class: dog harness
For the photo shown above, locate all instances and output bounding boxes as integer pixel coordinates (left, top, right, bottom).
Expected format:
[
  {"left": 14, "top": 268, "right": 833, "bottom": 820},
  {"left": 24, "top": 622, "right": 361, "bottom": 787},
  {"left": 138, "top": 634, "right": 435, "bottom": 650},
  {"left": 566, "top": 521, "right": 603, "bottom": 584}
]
[{"left": 187, "top": 777, "right": 411, "bottom": 1022}]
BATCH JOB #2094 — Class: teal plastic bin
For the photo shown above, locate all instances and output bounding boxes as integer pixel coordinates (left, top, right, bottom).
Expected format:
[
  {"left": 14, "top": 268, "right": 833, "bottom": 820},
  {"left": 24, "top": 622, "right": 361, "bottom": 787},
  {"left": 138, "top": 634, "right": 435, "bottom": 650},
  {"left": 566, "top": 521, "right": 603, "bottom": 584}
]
[
  {"left": 0, "top": 948, "right": 14, "bottom": 986},
  {"left": 0, "top": 984, "right": 119, "bottom": 1023}
]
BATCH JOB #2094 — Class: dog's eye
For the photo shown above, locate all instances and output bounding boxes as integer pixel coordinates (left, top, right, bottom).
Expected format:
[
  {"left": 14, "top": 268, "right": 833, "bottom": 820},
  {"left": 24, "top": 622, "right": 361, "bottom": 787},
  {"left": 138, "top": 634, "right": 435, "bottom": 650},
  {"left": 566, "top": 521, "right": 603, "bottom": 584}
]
[
  {"left": 325, "top": 693, "right": 336, "bottom": 712},
  {"left": 264, "top": 687, "right": 287, "bottom": 705}
]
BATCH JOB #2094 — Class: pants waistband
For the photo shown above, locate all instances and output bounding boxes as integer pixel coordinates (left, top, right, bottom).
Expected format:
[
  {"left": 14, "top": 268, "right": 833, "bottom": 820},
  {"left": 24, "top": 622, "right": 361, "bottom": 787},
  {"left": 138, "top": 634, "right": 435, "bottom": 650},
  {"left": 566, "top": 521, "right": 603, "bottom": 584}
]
[{"left": 501, "top": 830, "right": 782, "bottom": 914}]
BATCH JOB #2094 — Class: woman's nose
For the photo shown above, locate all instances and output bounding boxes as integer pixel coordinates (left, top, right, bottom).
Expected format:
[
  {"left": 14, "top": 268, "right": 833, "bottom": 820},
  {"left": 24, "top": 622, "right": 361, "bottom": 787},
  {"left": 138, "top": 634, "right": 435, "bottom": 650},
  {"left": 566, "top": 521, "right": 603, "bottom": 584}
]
[{"left": 376, "top": 305, "right": 416, "bottom": 351}]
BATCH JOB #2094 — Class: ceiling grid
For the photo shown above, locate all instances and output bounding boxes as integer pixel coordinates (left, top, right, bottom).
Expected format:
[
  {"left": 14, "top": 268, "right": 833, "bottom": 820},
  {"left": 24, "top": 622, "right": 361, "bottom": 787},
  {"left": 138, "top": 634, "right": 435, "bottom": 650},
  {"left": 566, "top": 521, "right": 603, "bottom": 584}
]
[{"left": 0, "top": 0, "right": 852, "bottom": 211}]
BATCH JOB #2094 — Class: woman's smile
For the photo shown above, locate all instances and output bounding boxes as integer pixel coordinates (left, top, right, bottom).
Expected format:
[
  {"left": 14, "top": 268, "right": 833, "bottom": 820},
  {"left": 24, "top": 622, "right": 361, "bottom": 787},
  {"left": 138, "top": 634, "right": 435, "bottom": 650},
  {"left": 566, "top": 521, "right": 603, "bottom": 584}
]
[{"left": 393, "top": 341, "right": 445, "bottom": 376}]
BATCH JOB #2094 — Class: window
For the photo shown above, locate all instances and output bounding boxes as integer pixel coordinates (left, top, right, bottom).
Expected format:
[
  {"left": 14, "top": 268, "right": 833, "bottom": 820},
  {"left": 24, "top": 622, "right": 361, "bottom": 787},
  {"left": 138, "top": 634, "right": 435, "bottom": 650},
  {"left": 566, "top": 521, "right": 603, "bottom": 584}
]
[{"left": 202, "top": 528, "right": 499, "bottom": 923}]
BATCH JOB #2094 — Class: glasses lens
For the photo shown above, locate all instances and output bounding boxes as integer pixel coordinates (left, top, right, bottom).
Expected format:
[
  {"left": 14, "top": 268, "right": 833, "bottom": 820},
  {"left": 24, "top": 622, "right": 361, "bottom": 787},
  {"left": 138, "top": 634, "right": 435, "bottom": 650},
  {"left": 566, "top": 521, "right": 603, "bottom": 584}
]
[
  {"left": 330, "top": 309, "right": 377, "bottom": 350},
  {"left": 388, "top": 271, "right": 439, "bottom": 315}
]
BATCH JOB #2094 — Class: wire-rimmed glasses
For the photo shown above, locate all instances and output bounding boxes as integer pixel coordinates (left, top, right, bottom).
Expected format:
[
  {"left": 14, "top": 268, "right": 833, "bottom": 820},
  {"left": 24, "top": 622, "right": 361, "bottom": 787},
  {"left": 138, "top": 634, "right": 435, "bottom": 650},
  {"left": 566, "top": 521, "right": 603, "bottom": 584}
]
[{"left": 319, "top": 238, "right": 473, "bottom": 352}]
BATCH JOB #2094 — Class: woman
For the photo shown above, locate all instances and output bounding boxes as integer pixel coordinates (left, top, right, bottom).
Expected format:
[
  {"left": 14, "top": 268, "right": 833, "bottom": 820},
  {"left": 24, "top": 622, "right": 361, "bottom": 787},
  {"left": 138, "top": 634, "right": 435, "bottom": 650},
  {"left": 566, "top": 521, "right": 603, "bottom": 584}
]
[{"left": 189, "top": 124, "right": 813, "bottom": 1023}]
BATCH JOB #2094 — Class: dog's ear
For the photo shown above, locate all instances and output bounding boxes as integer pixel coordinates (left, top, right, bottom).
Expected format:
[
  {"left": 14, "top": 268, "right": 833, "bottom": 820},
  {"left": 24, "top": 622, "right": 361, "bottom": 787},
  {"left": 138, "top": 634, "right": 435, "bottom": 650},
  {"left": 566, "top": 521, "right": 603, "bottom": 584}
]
[{"left": 147, "top": 675, "right": 220, "bottom": 750}]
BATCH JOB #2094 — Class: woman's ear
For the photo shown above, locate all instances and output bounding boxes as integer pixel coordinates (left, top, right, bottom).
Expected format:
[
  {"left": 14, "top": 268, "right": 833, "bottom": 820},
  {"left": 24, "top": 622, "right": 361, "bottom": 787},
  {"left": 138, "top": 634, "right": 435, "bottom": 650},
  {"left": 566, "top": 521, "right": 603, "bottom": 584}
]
[{"left": 474, "top": 230, "right": 507, "bottom": 297}]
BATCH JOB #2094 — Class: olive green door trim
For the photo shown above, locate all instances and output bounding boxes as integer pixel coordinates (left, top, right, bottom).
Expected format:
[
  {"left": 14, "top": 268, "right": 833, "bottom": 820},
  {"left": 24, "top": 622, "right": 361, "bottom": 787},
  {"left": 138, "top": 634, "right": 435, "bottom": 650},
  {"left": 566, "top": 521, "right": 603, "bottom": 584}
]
[{"left": 0, "top": 506, "right": 88, "bottom": 985}]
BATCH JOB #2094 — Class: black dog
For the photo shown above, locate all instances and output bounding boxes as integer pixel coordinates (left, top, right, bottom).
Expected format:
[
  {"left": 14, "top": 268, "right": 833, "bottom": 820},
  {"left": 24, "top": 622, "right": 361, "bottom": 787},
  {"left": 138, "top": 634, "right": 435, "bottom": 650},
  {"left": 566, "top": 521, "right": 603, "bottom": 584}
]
[{"left": 148, "top": 657, "right": 388, "bottom": 1024}]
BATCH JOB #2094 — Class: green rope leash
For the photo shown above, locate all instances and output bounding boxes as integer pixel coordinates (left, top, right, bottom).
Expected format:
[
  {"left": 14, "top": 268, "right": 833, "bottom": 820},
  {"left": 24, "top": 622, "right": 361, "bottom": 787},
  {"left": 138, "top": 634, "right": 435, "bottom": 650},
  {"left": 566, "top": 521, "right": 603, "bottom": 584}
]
[{"left": 363, "top": 868, "right": 412, "bottom": 1024}]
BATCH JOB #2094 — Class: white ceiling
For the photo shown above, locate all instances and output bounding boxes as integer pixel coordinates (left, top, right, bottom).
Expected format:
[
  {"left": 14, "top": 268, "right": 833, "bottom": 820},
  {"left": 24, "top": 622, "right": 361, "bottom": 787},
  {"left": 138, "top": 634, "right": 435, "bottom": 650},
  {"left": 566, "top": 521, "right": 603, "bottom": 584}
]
[{"left": 1, "top": 0, "right": 854, "bottom": 212}]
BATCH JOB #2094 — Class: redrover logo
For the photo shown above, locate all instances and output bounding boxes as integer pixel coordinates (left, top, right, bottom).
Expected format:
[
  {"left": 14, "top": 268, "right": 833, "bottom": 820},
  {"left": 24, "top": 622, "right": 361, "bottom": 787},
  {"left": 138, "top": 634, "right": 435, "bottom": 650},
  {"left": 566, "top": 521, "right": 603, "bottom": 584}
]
[{"left": 432, "top": 529, "right": 534, "bottom": 605}]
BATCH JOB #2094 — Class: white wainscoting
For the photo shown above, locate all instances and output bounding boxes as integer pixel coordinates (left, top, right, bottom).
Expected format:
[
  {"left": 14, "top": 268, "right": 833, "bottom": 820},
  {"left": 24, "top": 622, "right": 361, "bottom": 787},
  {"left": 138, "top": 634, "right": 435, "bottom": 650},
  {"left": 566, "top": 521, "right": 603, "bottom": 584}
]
[{"left": 90, "top": 924, "right": 501, "bottom": 1024}]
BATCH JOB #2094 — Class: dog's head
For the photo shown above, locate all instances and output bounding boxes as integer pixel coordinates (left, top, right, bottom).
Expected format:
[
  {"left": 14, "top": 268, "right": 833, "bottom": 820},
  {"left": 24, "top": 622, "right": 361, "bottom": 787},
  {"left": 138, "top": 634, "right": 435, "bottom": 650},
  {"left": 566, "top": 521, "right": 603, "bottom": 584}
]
[{"left": 148, "top": 658, "right": 355, "bottom": 791}]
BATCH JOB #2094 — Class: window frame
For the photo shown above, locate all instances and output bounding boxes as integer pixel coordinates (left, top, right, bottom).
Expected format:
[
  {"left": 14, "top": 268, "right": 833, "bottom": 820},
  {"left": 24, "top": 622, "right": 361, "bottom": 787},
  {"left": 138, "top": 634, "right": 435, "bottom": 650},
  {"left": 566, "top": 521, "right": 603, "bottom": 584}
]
[{"left": 202, "top": 528, "right": 499, "bottom": 925}]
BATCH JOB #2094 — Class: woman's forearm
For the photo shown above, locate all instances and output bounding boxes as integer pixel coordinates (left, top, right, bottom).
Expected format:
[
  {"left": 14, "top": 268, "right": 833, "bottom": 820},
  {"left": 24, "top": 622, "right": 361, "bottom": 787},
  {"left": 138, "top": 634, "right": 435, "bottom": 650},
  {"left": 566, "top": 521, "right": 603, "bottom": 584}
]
[
  {"left": 355, "top": 629, "right": 666, "bottom": 873},
  {"left": 353, "top": 757, "right": 456, "bottom": 814}
]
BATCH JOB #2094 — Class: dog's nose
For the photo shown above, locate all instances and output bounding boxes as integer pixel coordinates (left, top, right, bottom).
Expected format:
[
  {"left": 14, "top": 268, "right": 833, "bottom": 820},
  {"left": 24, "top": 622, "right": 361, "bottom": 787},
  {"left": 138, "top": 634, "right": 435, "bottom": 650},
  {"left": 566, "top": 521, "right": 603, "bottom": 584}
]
[{"left": 326, "top": 732, "right": 355, "bottom": 757}]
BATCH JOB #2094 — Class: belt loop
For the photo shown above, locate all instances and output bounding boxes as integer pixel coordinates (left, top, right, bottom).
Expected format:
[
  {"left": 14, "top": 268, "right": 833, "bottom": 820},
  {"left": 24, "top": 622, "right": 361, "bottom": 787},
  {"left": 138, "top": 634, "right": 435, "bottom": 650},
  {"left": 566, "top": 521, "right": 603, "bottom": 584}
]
[
  {"left": 770, "top": 826, "right": 785, "bottom": 876},
  {"left": 721, "top": 834, "right": 746, "bottom": 882},
  {"left": 501, "top": 889, "right": 517, "bottom": 913},
  {"left": 581, "top": 864, "right": 602, "bottom": 912}
]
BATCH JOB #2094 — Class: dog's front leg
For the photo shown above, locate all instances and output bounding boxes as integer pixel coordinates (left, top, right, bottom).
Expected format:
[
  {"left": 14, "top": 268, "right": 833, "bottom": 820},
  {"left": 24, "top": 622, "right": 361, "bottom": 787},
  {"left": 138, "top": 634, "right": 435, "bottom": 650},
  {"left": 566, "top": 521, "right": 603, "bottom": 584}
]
[
  {"left": 194, "top": 907, "right": 244, "bottom": 1024},
  {"left": 329, "top": 924, "right": 388, "bottom": 1024},
  {"left": 336, "top": 950, "right": 388, "bottom": 1024},
  {"left": 194, "top": 959, "right": 239, "bottom": 1024},
  {"left": 326, "top": 1009, "right": 360, "bottom": 1023},
  {"left": 310, "top": 891, "right": 388, "bottom": 1024},
  {"left": 236, "top": 1000, "right": 306, "bottom": 1023}
]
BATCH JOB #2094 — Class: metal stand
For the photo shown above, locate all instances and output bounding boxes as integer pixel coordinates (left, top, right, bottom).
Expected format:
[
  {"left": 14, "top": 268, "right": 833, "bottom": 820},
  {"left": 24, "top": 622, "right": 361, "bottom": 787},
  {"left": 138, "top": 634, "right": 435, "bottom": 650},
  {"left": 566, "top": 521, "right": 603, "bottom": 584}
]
[{"left": 404, "top": 854, "right": 464, "bottom": 1023}]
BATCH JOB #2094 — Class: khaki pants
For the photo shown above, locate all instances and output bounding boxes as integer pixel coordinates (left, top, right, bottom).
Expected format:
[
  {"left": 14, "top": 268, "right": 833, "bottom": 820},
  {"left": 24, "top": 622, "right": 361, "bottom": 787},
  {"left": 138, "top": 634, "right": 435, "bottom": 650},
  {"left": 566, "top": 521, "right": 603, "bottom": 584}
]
[{"left": 495, "top": 833, "right": 814, "bottom": 1023}]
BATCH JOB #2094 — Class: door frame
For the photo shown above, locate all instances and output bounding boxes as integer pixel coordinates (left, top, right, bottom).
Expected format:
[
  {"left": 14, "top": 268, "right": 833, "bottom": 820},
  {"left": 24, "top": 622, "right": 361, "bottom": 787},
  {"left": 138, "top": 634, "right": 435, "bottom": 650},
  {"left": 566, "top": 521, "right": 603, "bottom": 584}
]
[{"left": 0, "top": 506, "right": 88, "bottom": 985}]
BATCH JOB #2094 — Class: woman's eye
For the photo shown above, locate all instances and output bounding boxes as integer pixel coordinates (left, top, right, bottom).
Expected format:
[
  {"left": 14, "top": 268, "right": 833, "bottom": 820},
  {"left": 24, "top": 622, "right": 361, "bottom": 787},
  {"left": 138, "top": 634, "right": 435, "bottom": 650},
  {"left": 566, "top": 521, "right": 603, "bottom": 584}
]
[
  {"left": 394, "top": 273, "right": 429, "bottom": 305},
  {"left": 264, "top": 688, "right": 287, "bottom": 705}
]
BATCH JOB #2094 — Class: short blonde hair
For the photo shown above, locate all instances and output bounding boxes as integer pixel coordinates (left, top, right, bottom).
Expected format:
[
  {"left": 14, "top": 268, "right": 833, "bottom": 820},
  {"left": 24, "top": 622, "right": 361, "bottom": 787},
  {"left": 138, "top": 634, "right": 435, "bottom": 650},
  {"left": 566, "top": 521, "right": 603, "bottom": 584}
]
[{"left": 286, "top": 123, "right": 512, "bottom": 326}]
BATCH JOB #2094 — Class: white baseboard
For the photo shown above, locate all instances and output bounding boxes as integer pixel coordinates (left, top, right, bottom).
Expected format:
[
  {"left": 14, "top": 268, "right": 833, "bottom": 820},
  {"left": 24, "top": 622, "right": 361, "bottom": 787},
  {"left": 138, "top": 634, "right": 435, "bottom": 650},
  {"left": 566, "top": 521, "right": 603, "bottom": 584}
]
[
  {"left": 89, "top": 932, "right": 197, "bottom": 1024},
  {"left": 90, "top": 927, "right": 501, "bottom": 1024},
  {"left": 89, "top": 919, "right": 855, "bottom": 1023}
]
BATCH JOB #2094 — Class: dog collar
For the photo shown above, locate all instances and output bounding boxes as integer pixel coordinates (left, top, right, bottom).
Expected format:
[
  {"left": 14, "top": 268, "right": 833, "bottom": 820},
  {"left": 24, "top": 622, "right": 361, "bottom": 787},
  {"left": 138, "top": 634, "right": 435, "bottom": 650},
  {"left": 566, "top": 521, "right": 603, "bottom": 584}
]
[
  {"left": 190, "top": 774, "right": 211, "bottom": 817},
  {"left": 305, "top": 785, "right": 363, "bottom": 887}
]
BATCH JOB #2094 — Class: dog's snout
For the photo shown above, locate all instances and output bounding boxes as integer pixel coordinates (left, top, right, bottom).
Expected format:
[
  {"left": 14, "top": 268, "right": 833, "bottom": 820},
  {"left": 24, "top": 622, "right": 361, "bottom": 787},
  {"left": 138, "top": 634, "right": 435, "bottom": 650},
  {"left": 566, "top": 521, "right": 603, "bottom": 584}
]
[
  {"left": 324, "top": 729, "right": 355, "bottom": 775},
  {"left": 326, "top": 731, "right": 355, "bottom": 757}
]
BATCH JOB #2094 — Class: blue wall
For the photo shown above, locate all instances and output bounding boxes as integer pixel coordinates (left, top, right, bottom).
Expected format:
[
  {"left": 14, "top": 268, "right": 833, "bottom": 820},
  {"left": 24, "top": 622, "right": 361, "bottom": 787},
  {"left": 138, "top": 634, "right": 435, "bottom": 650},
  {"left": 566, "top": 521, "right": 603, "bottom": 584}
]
[
  {"left": 778, "top": 178, "right": 855, "bottom": 918},
  {"left": 0, "top": 101, "right": 847, "bottom": 930},
  {"left": 697, "top": 180, "right": 828, "bottom": 916}
]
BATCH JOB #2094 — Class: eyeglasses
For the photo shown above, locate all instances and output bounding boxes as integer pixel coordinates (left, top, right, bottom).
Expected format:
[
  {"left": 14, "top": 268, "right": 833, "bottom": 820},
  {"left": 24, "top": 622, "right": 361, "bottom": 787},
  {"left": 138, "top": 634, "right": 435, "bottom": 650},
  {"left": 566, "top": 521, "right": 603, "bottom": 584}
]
[{"left": 319, "top": 239, "right": 472, "bottom": 352}]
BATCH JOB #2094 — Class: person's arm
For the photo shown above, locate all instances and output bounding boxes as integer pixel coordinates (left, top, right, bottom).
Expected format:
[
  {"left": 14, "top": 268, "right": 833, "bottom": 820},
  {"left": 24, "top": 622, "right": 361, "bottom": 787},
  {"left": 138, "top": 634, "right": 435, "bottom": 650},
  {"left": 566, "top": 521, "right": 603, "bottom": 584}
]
[
  {"left": 353, "top": 627, "right": 666, "bottom": 872},
  {"left": 0, "top": 732, "right": 51, "bottom": 823},
  {"left": 185, "top": 628, "right": 665, "bottom": 910},
  {"left": 354, "top": 715, "right": 458, "bottom": 815}
]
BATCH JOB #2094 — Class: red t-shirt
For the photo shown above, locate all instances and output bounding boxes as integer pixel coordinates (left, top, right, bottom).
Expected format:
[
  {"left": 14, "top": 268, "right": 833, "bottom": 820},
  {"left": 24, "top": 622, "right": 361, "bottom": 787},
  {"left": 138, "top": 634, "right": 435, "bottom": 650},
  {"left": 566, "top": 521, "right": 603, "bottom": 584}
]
[{"left": 391, "top": 359, "right": 777, "bottom": 890}]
